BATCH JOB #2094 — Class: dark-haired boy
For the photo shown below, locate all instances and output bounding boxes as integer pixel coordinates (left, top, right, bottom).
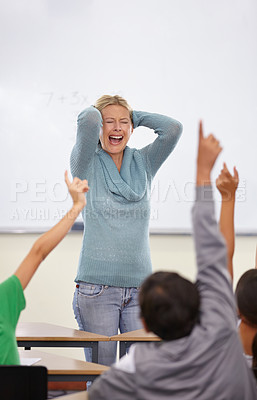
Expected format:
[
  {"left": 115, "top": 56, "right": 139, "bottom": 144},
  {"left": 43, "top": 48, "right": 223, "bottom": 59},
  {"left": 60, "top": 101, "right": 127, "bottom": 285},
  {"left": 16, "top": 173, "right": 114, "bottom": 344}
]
[{"left": 89, "top": 122, "right": 257, "bottom": 400}]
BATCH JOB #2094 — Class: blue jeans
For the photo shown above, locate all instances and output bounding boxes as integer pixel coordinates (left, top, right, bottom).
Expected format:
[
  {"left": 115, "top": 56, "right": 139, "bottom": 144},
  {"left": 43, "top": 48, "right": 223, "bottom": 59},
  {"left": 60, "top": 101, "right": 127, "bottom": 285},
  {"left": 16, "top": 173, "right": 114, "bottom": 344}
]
[{"left": 73, "top": 283, "right": 143, "bottom": 366}]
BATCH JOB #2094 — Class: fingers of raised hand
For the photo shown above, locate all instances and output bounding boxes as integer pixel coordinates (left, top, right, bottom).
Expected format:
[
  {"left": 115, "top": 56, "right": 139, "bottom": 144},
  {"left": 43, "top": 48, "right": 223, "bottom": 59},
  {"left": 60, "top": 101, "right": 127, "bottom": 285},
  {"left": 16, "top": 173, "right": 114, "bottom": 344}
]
[
  {"left": 221, "top": 165, "right": 239, "bottom": 186},
  {"left": 215, "top": 176, "right": 221, "bottom": 188},
  {"left": 80, "top": 179, "right": 89, "bottom": 193},
  {"left": 72, "top": 178, "right": 89, "bottom": 192},
  {"left": 207, "top": 134, "right": 221, "bottom": 148},
  {"left": 199, "top": 120, "right": 204, "bottom": 140},
  {"left": 73, "top": 177, "right": 80, "bottom": 185},
  {"left": 233, "top": 166, "right": 239, "bottom": 180},
  {"left": 216, "top": 166, "right": 239, "bottom": 195},
  {"left": 198, "top": 121, "right": 219, "bottom": 146},
  {"left": 198, "top": 122, "right": 221, "bottom": 149},
  {"left": 222, "top": 166, "right": 232, "bottom": 179},
  {"left": 204, "top": 135, "right": 222, "bottom": 160},
  {"left": 64, "top": 170, "right": 71, "bottom": 187},
  {"left": 216, "top": 175, "right": 228, "bottom": 187}
]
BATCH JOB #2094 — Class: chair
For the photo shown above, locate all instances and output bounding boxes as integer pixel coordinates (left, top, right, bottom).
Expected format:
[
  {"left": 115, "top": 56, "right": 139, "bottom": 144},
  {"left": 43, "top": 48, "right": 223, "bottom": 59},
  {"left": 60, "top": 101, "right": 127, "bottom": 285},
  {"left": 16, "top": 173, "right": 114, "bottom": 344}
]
[{"left": 0, "top": 365, "right": 47, "bottom": 400}]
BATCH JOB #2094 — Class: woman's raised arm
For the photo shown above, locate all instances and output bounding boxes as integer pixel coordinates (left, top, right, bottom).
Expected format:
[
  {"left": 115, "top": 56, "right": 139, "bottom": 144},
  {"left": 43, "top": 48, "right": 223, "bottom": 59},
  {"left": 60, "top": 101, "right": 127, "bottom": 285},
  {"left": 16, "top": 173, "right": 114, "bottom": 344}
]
[
  {"left": 133, "top": 110, "right": 182, "bottom": 177},
  {"left": 70, "top": 106, "right": 102, "bottom": 179}
]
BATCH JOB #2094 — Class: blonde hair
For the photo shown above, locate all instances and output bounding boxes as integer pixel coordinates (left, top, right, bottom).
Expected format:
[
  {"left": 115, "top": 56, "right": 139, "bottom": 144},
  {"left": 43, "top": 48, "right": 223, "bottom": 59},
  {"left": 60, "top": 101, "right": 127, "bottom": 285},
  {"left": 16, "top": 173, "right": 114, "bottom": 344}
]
[{"left": 94, "top": 95, "right": 133, "bottom": 122}]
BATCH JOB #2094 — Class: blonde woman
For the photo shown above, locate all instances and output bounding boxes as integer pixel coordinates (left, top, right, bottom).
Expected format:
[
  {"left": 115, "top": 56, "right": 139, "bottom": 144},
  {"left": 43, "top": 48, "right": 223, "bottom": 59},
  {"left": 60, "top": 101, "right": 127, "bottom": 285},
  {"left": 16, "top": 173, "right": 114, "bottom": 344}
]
[{"left": 70, "top": 95, "right": 182, "bottom": 365}]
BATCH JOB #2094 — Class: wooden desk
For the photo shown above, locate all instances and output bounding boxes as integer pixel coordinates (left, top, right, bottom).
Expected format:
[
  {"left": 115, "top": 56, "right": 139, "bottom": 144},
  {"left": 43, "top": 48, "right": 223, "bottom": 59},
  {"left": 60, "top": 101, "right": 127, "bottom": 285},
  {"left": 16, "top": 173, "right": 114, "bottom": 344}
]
[
  {"left": 54, "top": 392, "right": 88, "bottom": 400},
  {"left": 110, "top": 328, "right": 161, "bottom": 358},
  {"left": 17, "top": 322, "right": 109, "bottom": 363},
  {"left": 19, "top": 350, "right": 109, "bottom": 383}
]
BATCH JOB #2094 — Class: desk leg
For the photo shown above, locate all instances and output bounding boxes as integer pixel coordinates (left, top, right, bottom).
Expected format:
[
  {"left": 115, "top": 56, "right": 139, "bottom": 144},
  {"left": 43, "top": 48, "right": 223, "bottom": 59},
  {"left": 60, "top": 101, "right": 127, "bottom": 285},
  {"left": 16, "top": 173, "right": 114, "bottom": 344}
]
[{"left": 91, "top": 342, "right": 98, "bottom": 364}]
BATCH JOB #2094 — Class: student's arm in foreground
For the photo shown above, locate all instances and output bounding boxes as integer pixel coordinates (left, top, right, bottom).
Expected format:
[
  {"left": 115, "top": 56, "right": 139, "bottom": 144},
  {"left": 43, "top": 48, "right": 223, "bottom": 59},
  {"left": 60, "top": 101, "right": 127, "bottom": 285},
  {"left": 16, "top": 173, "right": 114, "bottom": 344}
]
[
  {"left": 89, "top": 346, "right": 136, "bottom": 400},
  {"left": 14, "top": 172, "right": 88, "bottom": 289},
  {"left": 193, "top": 122, "right": 237, "bottom": 325},
  {"left": 194, "top": 120, "right": 225, "bottom": 274},
  {"left": 216, "top": 163, "right": 239, "bottom": 280}
]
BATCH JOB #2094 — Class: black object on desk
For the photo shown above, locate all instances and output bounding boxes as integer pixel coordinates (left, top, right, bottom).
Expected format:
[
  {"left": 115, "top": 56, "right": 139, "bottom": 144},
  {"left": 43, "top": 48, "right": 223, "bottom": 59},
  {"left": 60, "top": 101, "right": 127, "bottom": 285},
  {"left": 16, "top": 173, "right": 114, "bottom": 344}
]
[{"left": 0, "top": 365, "right": 47, "bottom": 400}]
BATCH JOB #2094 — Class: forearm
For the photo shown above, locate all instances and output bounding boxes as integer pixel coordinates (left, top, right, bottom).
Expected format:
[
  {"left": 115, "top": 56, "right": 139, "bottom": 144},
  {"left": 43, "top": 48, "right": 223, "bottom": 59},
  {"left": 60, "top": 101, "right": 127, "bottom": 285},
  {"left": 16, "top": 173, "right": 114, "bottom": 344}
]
[
  {"left": 196, "top": 170, "right": 211, "bottom": 186},
  {"left": 196, "top": 160, "right": 225, "bottom": 266},
  {"left": 192, "top": 185, "right": 227, "bottom": 274},
  {"left": 14, "top": 204, "right": 83, "bottom": 289},
  {"left": 133, "top": 110, "right": 182, "bottom": 135},
  {"left": 219, "top": 196, "right": 235, "bottom": 279},
  {"left": 134, "top": 110, "right": 182, "bottom": 176},
  {"left": 36, "top": 204, "right": 82, "bottom": 259},
  {"left": 193, "top": 186, "right": 236, "bottom": 327},
  {"left": 194, "top": 126, "right": 235, "bottom": 318},
  {"left": 70, "top": 106, "right": 102, "bottom": 179}
]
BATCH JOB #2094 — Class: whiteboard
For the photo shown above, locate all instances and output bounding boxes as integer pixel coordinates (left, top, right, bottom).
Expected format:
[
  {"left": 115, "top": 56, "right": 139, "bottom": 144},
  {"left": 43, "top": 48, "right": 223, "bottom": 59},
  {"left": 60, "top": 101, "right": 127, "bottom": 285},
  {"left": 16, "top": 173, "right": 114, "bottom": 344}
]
[{"left": 1, "top": 0, "right": 257, "bottom": 233}]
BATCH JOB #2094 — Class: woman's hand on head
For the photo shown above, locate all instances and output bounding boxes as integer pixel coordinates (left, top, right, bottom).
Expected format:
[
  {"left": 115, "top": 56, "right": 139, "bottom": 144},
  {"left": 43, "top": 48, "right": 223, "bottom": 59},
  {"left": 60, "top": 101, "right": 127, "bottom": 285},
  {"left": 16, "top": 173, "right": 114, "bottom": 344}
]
[{"left": 65, "top": 171, "right": 89, "bottom": 210}]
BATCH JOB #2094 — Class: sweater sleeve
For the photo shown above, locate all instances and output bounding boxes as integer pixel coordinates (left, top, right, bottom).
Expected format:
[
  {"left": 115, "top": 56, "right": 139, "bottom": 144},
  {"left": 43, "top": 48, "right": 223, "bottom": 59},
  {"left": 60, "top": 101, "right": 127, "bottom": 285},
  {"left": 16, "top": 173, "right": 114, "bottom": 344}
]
[
  {"left": 70, "top": 106, "right": 103, "bottom": 180},
  {"left": 192, "top": 185, "right": 237, "bottom": 328},
  {"left": 88, "top": 366, "right": 135, "bottom": 400},
  {"left": 133, "top": 110, "right": 182, "bottom": 177},
  {"left": 0, "top": 275, "right": 26, "bottom": 327},
  {"left": 89, "top": 346, "right": 136, "bottom": 399}
]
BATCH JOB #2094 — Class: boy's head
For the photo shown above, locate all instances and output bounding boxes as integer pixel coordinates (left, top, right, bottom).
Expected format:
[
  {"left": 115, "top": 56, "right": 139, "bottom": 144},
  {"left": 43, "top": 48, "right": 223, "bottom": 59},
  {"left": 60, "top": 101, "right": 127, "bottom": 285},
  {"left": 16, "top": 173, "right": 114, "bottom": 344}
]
[
  {"left": 139, "top": 271, "right": 200, "bottom": 341},
  {"left": 235, "top": 269, "right": 257, "bottom": 325}
]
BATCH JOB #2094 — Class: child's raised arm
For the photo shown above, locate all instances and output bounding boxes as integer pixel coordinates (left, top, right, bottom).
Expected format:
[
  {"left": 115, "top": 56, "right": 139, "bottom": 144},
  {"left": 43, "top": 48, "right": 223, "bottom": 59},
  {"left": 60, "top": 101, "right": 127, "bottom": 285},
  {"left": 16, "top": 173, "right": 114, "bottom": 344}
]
[
  {"left": 14, "top": 172, "right": 89, "bottom": 289},
  {"left": 216, "top": 163, "right": 239, "bottom": 280}
]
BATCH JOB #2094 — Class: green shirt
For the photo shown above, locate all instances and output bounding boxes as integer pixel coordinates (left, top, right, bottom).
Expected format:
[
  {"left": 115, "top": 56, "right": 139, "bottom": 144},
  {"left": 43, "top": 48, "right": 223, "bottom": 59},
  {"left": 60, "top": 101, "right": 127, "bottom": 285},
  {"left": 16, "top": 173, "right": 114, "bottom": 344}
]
[{"left": 0, "top": 275, "right": 26, "bottom": 364}]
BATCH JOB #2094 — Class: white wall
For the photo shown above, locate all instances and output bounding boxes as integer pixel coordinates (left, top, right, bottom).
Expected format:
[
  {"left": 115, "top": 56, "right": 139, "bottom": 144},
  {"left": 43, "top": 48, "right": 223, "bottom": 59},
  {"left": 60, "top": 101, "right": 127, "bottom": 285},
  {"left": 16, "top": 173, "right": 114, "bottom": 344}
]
[
  {"left": 1, "top": 0, "right": 257, "bottom": 234},
  {"left": 0, "top": 232, "right": 256, "bottom": 361}
]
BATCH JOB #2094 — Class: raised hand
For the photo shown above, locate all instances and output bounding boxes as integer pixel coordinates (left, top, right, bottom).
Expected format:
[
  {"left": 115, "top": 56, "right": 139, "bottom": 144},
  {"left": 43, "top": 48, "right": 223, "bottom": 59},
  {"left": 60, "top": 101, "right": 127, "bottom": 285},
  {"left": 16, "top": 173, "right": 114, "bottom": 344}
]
[
  {"left": 197, "top": 120, "right": 222, "bottom": 185},
  {"left": 216, "top": 163, "right": 239, "bottom": 280},
  {"left": 14, "top": 173, "right": 89, "bottom": 290},
  {"left": 64, "top": 170, "right": 89, "bottom": 210},
  {"left": 216, "top": 163, "right": 239, "bottom": 200}
]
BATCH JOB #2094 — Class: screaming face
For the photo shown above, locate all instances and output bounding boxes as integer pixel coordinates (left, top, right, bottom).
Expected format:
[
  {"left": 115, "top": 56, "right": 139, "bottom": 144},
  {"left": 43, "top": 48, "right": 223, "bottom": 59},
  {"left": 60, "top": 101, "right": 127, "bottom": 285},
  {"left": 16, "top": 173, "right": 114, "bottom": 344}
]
[{"left": 100, "top": 105, "right": 133, "bottom": 158}]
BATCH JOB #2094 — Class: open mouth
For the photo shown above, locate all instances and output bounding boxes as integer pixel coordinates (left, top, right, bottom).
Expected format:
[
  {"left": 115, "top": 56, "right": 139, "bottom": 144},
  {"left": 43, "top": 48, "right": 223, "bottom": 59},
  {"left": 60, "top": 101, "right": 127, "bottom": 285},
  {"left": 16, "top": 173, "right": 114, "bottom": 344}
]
[{"left": 109, "top": 135, "right": 123, "bottom": 145}]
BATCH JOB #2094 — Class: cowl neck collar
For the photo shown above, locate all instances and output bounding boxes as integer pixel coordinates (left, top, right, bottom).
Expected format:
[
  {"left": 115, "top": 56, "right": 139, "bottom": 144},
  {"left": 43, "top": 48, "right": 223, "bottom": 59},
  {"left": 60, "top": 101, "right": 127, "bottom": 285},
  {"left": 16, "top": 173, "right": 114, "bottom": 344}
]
[{"left": 97, "top": 147, "right": 147, "bottom": 202}]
